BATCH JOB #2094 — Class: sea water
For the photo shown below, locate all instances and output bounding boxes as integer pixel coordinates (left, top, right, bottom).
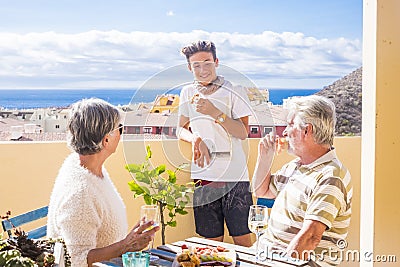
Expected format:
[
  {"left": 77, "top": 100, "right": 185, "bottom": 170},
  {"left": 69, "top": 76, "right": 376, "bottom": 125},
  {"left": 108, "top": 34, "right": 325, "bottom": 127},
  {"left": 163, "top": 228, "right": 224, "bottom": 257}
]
[{"left": 0, "top": 88, "right": 319, "bottom": 109}]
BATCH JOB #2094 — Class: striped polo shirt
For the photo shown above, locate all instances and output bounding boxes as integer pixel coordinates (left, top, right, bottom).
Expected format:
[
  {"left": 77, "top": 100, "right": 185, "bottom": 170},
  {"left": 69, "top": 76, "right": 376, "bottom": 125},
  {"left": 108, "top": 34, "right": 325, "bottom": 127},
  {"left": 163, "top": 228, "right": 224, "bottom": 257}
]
[{"left": 263, "top": 149, "right": 352, "bottom": 266}]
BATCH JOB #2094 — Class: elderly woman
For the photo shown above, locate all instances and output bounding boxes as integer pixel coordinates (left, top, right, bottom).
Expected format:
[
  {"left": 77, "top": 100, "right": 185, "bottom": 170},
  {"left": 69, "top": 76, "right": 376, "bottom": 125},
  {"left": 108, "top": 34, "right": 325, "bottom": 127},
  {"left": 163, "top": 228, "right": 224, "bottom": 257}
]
[{"left": 47, "top": 98, "right": 159, "bottom": 267}]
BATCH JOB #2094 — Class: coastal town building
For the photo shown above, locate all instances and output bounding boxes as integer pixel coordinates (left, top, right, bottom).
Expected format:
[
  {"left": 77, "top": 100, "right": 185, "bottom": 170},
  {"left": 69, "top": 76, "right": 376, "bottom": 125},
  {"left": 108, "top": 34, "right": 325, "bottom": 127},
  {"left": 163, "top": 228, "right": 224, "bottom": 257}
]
[
  {"left": 0, "top": 108, "right": 69, "bottom": 141},
  {"left": 248, "top": 103, "right": 287, "bottom": 138},
  {"left": 122, "top": 88, "right": 286, "bottom": 140},
  {"left": 123, "top": 109, "right": 178, "bottom": 139},
  {"left": 0, "top": 88, "right": 289, "bottom": 141},
  {"left": 150, "top": 94, "right": 180, "bottom": 114},
  {"left": 30, "top": 108, "right": 70, "bottom": 133}
]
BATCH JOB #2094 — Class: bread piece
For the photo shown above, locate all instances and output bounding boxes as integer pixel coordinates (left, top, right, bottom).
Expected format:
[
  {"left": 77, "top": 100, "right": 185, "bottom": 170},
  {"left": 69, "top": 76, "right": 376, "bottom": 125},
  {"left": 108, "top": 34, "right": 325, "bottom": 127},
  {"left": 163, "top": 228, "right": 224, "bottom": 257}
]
[
  {"left": 177, "top": 253, "right": 190, "bottom": 262},
  {"left": 189, "top": 253, "right": 201, "bottom": 266},
  {"left": 180, "top": 261, "right": 195, "bottom": 267},
  {"left": 277, "top": 137, "right": 288, "bottom": 154}
]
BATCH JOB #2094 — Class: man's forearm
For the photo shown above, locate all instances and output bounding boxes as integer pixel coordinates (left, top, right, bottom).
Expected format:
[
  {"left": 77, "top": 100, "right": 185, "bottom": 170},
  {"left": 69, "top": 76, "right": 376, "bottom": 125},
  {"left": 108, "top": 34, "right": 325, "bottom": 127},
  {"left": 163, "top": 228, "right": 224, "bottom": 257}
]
[
  {"left": 285, "top": 220, "right": 325, "bottom": 260},
  {"left": 251, "top": 157, "right": 272, "bottom": 197},
  {"left": 285, "top": 233, "right": 319, "bottom": 260}
]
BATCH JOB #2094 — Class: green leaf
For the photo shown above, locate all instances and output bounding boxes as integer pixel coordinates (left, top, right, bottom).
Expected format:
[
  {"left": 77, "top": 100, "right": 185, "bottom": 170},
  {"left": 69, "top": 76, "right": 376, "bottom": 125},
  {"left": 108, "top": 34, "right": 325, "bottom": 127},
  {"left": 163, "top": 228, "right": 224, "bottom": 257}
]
[
  {"left": 128, "top": 180, "right": 145, "bottom": 194},
  {"left": 167, "top": 221, "right": 177, "bottom": 227},
  {"left": 142, "top": 186, "right": 150, "bottom": 195},
  {"left": 135, "top": 172, "right": 150, "bottom": 184},
  {"left": 152, "top": 194, "right": 163, "bottom": 202},
  {"left": 144, "top": 195, "right": 152, "bottom": 205},
  {"left": 125, "top": 164, "right": 142, "bottom": 173},
  {"left": 167, "top": 170, "right": 176, "bottom": 183},
  {"left": 166, "top": 196, "right": 175, "bottom": 206},
  {"left": 146, "top": 145, "right": 152, "bottom": 159},
  {"left": 176, "top": 209, "right": 188, "bottom": 215},
  {"left": 157, "top": 165, "right": 166, "bottom": 175}
]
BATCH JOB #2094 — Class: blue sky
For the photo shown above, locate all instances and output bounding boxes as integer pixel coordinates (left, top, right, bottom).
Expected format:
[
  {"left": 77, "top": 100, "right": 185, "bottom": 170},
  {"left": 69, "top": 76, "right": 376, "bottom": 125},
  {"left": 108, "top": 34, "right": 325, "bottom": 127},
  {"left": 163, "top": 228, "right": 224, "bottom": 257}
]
[{"left": 0, "top": 0, "right": 362, "bottom": 89}]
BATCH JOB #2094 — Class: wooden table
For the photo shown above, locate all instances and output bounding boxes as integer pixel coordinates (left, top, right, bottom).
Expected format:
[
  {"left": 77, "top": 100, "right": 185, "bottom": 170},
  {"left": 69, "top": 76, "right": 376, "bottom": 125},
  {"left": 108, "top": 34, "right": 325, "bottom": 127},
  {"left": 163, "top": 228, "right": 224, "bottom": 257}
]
[{"left": 95, "top": 237, "right": 310, "bottom": 267}]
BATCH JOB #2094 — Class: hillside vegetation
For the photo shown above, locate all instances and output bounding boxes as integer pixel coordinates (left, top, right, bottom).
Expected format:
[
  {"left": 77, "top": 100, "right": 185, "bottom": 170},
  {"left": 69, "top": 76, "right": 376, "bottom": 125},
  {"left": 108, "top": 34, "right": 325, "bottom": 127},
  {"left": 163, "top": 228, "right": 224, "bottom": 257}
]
[{"left": 316, "top": 67, "right": 362, "bottom": 136}]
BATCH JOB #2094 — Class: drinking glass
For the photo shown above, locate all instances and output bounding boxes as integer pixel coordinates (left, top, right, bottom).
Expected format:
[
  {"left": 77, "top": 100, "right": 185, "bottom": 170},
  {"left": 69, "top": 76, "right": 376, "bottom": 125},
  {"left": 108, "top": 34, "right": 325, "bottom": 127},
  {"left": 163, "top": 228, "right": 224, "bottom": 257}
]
[
  {"left": 248, "top": 205, "right": 268, "bottom": 262},
  {"left": 140, "top": 205, "right": 160, "bottom": 254},
  {"left": 122, "top": 251, "right": 150, "bottom": 267}
]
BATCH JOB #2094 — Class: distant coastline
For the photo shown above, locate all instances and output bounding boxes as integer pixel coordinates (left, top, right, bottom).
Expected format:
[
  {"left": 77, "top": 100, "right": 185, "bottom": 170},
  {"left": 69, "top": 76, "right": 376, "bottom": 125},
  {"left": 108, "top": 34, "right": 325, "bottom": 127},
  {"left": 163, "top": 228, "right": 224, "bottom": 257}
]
[{"left": 0, "top": 88, "right": 320, "bottom": 109}]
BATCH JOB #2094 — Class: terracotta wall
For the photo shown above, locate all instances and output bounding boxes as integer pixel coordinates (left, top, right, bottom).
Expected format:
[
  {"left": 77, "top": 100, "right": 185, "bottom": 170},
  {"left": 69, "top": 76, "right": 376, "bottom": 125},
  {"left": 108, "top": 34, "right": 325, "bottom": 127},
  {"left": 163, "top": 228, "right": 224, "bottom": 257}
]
[{"left": 0, "top": 138, "right": 361, "bottom": 265}]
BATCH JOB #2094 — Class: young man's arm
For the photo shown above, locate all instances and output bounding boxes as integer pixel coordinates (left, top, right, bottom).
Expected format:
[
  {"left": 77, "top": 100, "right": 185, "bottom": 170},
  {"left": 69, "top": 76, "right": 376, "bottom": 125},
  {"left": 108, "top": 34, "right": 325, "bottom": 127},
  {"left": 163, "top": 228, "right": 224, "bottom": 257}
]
[
  {"left": 195, "top": 98, "right": 249, "bottom": 140},
  {"left": 218, "top": 115, "right": 249, "bottom": 140},
  {"left": 177, "top": 115, "right": 195, "bottom": 143},
  {"left": 177, "top": 115, "right": 210, "bottom": 167}
]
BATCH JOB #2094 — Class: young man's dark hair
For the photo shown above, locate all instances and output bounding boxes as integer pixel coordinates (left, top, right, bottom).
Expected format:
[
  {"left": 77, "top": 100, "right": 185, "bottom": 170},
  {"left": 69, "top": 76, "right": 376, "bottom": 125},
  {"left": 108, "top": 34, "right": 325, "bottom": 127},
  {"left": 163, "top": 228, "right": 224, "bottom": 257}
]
[{"left": 181, "top": 40, "right": 217, "bottom": 63}]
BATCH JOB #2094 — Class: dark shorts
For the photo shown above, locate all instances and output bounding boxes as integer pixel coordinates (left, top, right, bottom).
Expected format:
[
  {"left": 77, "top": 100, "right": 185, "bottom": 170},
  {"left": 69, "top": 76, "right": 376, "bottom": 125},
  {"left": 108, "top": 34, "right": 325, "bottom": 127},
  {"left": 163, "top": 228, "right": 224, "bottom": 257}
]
[{"left": 193, "top": 181, "right": 253, "bottom": 238}]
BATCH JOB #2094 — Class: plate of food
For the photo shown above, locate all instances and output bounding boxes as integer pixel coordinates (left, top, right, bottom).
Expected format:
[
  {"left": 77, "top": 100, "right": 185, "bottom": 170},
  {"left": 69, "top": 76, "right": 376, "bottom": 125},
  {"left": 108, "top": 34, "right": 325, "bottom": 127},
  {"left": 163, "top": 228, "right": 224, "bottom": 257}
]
[{"left": 174, "top": 244, "right": 235, "bottom": 267}]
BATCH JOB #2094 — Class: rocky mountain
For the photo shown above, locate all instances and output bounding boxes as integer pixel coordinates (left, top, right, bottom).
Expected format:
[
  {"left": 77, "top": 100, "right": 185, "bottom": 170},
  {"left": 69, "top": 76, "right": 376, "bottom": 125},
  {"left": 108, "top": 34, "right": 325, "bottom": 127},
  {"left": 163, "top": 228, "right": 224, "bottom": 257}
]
[{"left": 316, "top": 67, "right": 362, "bottom": 136}]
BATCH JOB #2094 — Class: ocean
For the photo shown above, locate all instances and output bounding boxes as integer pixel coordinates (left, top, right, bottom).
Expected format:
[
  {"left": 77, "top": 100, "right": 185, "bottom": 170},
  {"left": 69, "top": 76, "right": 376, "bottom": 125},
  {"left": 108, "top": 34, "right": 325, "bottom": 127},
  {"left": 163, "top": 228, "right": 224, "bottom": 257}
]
[{"left": 0, "top": 88, "right": 320, "bottom": 109}]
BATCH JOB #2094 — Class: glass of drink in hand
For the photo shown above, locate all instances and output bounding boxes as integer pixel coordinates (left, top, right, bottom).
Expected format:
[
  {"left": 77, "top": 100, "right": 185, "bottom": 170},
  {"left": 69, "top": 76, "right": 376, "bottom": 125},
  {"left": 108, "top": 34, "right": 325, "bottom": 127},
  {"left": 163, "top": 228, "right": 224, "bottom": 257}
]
[
  {"left": 248, "top": 205, "right": 268, "bottom": 262},
  {"left": 276, "top": 136, "right": 288, "bottom": 155},
  {"left": 140, "top": 205, "right": 160, "bottom": 253}
]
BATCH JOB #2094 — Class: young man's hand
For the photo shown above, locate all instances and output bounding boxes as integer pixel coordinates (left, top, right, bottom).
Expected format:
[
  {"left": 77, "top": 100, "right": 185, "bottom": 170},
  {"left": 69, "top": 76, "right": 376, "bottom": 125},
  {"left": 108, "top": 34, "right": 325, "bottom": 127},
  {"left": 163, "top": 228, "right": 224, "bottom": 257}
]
[
  {"left": 192, "top": 136, "right": 211, "bottom": 167},
  {"left": 195, "top": 98, "right": 220, "bottom": 118}
]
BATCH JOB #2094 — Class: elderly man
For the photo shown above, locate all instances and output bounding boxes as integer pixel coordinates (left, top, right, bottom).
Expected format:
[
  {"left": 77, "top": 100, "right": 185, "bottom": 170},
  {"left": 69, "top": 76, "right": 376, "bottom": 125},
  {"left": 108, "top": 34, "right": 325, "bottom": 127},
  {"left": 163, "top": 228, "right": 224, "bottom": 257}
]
[{"left": 252, "top": 95, "right": 352, "bottom": 266}]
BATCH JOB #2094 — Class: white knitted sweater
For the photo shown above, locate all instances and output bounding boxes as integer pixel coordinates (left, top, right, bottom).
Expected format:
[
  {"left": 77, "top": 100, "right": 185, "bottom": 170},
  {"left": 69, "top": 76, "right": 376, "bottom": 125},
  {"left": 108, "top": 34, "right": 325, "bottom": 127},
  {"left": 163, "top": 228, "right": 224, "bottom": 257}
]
[{"left": 47, "top": 153, "right": 128, "bottom": 267}]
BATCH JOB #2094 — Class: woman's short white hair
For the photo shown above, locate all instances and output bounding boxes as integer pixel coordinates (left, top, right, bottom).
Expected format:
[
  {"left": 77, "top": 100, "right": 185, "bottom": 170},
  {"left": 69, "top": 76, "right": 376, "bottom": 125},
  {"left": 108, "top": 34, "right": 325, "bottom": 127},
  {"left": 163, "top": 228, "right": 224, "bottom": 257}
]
[
  {"left": 287, "top": 95, "right": 336, "bottom": 146},
  {"left": 67, "top": 98, "right": 120, "bottom": 155}
]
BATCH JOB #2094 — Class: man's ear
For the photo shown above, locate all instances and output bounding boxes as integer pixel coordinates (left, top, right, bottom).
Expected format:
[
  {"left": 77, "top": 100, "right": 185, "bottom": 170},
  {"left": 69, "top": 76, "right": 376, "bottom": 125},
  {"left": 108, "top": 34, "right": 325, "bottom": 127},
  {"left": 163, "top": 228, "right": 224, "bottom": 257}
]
[
  {"left": 102, "top": 136, "right": 109, "bottom": 147},
  {"left": 187, "top": 63, "right": 192, "bottom": 72},
  {"left": 214, "top": 58, "right": 219, "bottom": 67},
  {"left": 305, "top": 123, "right": 312, "bottom": 135}
]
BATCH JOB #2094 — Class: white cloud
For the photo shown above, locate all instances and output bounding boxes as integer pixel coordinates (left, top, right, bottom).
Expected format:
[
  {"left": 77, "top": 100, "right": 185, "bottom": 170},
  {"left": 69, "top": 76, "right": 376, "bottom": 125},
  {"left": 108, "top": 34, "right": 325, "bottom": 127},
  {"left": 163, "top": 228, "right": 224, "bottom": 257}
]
[
  {"left": 0, "top": 30, "right": 362, "bottom": 89},
  {"left": 166, "top": 10, "right": 175, "bottom": 16}
]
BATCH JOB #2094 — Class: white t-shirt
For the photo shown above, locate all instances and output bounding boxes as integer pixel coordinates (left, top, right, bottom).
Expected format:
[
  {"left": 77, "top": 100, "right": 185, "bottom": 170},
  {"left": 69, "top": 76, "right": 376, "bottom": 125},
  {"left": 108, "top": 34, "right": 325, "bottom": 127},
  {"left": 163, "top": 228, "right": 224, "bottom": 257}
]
[{"left": 179, "top": 80, "right": 252, "bottom": 182}]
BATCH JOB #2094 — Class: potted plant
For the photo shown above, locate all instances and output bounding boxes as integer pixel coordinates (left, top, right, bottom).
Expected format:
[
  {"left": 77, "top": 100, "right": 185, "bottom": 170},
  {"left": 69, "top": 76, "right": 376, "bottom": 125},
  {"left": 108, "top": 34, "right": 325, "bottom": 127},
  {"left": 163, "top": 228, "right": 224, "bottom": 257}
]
[
  {"left": 125, "top": 145, "right": 198, "bottom": 245},
  {"left": 0, "top": 212, "right": 70, "bottom": 267}
]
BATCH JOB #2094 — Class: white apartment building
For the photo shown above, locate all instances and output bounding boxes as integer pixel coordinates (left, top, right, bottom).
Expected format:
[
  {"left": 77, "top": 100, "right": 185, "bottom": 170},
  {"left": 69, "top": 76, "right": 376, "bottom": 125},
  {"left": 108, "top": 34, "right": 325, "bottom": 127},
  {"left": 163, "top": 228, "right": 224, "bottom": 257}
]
[{"left": 30, "top": 108, "right": 70, "bottom": 133}]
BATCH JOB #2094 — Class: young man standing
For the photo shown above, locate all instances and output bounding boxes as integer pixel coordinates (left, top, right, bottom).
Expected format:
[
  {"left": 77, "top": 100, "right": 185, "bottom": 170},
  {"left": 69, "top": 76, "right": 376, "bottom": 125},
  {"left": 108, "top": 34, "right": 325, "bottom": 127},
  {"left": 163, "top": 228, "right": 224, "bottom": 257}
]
[{"left": 177, "top": 40, "right": 253, "bottom": 246}]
